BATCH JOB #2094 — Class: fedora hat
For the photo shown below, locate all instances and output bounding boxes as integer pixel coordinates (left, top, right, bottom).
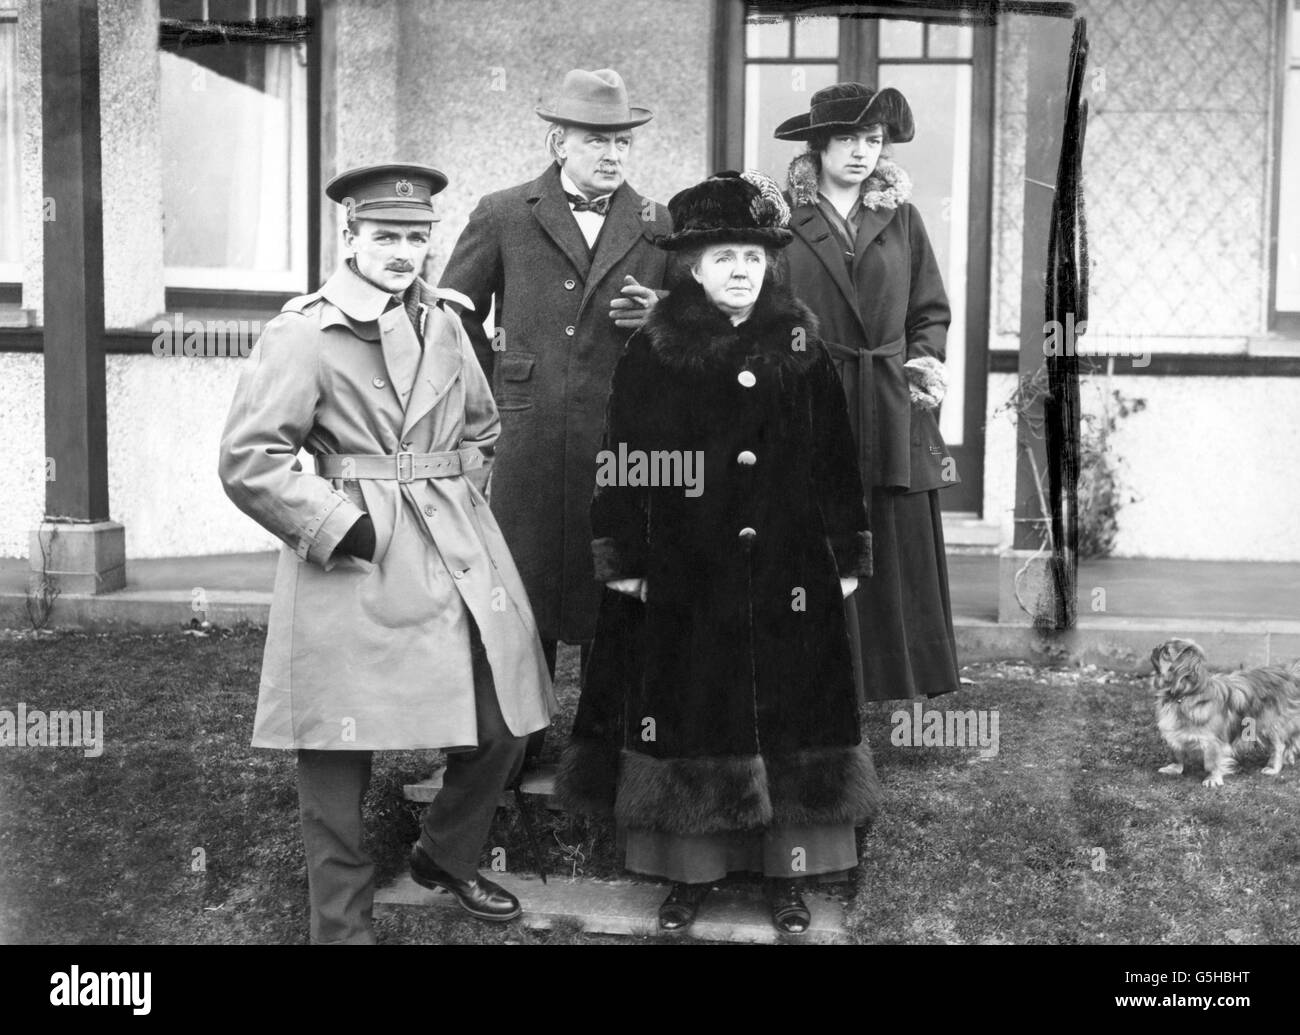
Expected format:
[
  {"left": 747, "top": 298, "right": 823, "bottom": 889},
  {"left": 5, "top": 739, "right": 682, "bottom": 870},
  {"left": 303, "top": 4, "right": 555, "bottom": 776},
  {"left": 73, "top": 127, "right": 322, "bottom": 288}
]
[
  {"left": 658, "top": 170, "right": 793, "bottom": 252},
  {"left": 535, "top": 68, "right": 653, "bottom": 130},
  {"left": 773, "top": 83, "right": 914, "bottom": 143}
]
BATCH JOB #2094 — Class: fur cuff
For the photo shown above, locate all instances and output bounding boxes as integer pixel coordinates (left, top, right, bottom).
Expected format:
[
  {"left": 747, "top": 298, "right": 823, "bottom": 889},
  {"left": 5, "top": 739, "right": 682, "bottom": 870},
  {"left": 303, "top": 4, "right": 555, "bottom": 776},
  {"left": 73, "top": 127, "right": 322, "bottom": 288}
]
[
  {"left": 830, "top": 530, "right": 873, "bottom": 578},
  {"left": 554, "top": 738, "right": 620, "bottom": 816},
  {"left": 904, "top": 355, "right": 947, "bottom": 410},
  {"left": 615, "top": 750, "right": 773, "bottom": 834},
  {"left": 591, "top": 537, "right": 643, "bottom": 582},
  {"left": 768, "top": 744, "right": 883, "bottom": 827}
]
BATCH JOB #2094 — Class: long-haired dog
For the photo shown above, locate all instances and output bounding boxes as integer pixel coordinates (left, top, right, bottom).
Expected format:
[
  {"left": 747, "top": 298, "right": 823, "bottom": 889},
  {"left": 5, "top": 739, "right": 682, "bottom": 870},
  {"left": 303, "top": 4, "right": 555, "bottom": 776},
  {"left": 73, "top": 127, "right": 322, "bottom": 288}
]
[{"left": 1150, "top": 639, "right": 1300, "bottom": 787}]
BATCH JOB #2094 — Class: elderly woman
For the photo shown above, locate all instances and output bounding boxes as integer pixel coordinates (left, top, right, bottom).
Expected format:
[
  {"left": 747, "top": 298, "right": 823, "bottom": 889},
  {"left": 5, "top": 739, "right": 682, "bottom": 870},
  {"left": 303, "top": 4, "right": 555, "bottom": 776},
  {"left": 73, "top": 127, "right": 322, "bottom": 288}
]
[
  {"left": 556, "top": 171, "right": 880, "bottom": 935},
  {"left": 774, "top": 83, "right": 962, "bottom": 704}
]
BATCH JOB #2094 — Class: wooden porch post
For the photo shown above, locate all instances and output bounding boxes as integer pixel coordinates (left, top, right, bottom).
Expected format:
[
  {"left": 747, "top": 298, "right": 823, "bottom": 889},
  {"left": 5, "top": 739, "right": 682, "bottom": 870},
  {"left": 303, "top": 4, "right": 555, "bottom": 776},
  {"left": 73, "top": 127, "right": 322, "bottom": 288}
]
[
  {"left": 30, "top": 0, "right": 125, "bottom": 596},
  {"left": 996, "top": 13, "right": 1074, "bottom": 625}
]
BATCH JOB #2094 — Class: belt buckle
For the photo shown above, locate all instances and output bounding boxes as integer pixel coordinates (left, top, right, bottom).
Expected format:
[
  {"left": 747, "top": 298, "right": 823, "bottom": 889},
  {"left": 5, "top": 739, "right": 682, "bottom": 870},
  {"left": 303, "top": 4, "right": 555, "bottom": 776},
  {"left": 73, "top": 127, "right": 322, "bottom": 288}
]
[{"left": 395, "top": 451, "right": 415, "bottom": 483}]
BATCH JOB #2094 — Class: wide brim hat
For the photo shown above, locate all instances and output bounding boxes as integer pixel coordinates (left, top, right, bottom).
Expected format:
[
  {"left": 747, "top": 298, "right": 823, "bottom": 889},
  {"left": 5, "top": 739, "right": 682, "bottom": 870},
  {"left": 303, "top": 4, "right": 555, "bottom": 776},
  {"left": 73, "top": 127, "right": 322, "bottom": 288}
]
[
  {"left": 535, "top": 67, "right": 653, "bottom": 130},
  {"left": 658, "top": 170, "right": 794, "bottom": 252},
  {"left": 325, "top": 163, "right": 447, "bottom": 222},
  {"left": 773, "top": 83, "right": 914, "bottom": 143}
]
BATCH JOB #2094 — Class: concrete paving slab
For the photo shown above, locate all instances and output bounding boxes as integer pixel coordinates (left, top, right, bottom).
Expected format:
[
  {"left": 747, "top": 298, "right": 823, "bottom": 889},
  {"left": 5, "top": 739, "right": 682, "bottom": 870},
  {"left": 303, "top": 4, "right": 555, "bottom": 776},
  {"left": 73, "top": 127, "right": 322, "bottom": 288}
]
[
  {"left": 404, "top": 764, "right": 562, "bottom": 808},
  {"left": 375, "top": 872, "right": 850, "bottom": 944}
]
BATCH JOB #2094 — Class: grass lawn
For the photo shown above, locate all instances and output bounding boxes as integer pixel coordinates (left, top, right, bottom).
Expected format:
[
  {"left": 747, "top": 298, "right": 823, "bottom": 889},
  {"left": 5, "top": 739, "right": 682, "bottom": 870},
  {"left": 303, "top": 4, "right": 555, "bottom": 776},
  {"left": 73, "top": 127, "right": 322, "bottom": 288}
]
[{"left": 1, "top": 628, "right": 1296, "bottom": 945}]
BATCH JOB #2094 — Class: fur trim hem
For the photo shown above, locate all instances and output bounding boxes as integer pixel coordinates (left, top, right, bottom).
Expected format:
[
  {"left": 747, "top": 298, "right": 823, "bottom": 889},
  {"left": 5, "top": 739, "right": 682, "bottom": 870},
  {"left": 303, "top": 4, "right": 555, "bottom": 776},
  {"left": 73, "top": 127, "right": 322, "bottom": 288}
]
[
  {"left": 786, "top": 152, "right": 913, "bottom": 211},
  {"left": 554, "top": 738, "right": 620, "bottom": 816},
  {"left": 768, "top": 743, "right": 881, "bottom": 827},
  {"left": 611, "top": 743, "right": 881, "bottom": 834},
  {"left": 591, "top": 536, "right": 641, "bottom": 582},
  {"left": 615, "top": 750, "right": 773, "bottom": 834},
  {"left": 831, "top": 530, "right": 873, "bottom": 578}
]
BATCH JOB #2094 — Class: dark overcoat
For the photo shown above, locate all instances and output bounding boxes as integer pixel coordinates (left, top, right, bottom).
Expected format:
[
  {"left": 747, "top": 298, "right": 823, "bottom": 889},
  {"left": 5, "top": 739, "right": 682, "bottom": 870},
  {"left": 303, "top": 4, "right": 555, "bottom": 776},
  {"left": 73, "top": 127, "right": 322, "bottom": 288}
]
[
  {"left": 438, "top": 164, "right": 672, "bottom": 643},
  {"left": 779, "top": 155, "right": 955, "bottom": 493},
  {"left": 781, "top": 154, "right": 962, "bottom": 703},
  {"left": 555, "top": 279, "right": 882, "bottom": 835}
]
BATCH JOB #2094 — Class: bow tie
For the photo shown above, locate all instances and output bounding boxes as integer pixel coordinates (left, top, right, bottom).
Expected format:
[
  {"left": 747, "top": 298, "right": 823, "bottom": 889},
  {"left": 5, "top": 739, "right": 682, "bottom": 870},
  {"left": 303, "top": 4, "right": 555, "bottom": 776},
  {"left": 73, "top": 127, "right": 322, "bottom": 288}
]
[{"left": 565, "top": 191, "right": 611, "bottom": 215}]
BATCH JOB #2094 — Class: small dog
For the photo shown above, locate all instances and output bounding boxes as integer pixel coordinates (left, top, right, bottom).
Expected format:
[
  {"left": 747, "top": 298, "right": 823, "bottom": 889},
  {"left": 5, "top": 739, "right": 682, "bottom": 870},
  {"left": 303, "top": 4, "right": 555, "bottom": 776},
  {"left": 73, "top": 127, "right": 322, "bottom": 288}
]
[{"left": 1150, "top": 639, "right": 1300, "bottom": 787}]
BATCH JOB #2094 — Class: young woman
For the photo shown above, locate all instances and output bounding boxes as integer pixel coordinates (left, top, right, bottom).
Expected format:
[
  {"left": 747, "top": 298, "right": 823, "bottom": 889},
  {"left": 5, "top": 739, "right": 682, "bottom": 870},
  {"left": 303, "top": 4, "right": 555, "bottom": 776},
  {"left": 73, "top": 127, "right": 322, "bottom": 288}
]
[
  {"left": 556, "top": 171, "right": 880, "bottom": 935},
  {"left": 775, "top": 83, "right": 962, "bottom": 704}
]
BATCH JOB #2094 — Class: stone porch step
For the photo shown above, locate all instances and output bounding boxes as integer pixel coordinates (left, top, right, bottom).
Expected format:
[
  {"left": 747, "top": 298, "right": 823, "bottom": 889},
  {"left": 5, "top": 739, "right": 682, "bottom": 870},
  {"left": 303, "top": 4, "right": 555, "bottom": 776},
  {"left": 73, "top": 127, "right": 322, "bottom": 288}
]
[
  {"left": 942, "top": 511, "right": 1003, "bottom": 554},
  {"left": 403, "top": 762, "right": 562, "bottom": 809},
  {"left": 374, "top": 871, "right": 850, "bottom": 944}
]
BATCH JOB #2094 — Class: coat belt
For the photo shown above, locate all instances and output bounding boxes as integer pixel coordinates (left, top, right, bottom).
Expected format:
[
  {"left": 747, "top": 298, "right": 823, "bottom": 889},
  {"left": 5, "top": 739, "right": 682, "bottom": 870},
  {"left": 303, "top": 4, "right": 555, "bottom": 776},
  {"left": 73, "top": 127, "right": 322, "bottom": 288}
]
[
  {"left": 824, "top": 337, "right": 907, "bottom": 489},
  {"left": 316, "top": 448, "right": 482, "bottom": 483}
]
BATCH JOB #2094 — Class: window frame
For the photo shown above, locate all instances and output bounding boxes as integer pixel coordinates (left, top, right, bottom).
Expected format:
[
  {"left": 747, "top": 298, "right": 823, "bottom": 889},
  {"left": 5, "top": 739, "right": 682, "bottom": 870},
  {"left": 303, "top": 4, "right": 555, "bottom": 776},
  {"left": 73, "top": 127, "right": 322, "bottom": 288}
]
[
  {"left": 1268, "top": 0, "right": 1300, "bottom": 335},
  {"left": 157, "top": 0, "right": 322, "bottom": 309},
  {"left": 0, "top": 6, "right": 22, "bottom": 295}
]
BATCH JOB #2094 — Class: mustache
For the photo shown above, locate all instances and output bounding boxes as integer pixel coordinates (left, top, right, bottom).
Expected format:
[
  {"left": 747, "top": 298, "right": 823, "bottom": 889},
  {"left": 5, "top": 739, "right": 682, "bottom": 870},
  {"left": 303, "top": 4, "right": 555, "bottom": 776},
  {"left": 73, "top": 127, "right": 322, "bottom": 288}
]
[{"left": 386, "top": 263, "right": 415, "bottom": 273}]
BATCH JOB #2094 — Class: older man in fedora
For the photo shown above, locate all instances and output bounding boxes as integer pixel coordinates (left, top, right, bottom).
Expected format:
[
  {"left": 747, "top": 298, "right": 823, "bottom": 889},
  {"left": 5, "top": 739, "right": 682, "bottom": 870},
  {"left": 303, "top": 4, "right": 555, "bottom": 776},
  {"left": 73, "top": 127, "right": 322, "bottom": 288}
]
[{"left": 439, "top": 68, "right": 672, "bottom": 724}]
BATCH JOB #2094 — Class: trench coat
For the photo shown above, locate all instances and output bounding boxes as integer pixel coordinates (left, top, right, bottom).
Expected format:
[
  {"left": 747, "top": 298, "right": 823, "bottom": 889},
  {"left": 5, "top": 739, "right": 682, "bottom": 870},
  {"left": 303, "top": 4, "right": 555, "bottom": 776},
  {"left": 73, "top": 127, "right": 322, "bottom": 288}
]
[
  {"left": 438, "top": 164, "right": 672, "bottom": 643},
  {"left": 218, "top": 263, "right": 557, "bottom": 750},
  {"left": 555, "top": 279, "right": 882, "bottom": 836},
  {"left": 781, "top": 154, "right": 962, "bottom": 702}
]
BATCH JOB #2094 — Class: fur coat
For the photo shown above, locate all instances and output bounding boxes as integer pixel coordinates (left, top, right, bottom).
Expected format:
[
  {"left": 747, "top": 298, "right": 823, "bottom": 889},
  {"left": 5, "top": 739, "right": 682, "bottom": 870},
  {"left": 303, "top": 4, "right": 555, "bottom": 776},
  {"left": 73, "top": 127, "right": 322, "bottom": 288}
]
[{"left": 554, "top": 277, "right": 882, "bottom": 835}]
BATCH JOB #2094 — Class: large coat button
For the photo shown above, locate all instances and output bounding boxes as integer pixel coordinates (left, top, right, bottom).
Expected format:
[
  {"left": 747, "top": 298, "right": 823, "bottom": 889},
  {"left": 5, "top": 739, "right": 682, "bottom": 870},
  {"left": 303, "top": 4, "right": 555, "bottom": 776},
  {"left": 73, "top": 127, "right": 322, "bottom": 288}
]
[
  {"left": 564, "top": 279, "right": 576, "bottom": 290},
  {"left": 424, "top": 505, "right": 435, "bottom": 517},
  {"left": 372, "top": 376, "right": 386, "bottom": 389},
  {"left": 737, "top": 370, "right": 756, "bottom": 388},
  {"left": 565, "top": 325, "right": 575, "bottom": 336},
  {"left": 738, "top": 527, "right": 756, "bottom": 540},
  {"left": 737, "top": 450, "right": 756, "bottom": 466},
  {"left": 453, "top": 569, "right": 466, "bottom": 580}
]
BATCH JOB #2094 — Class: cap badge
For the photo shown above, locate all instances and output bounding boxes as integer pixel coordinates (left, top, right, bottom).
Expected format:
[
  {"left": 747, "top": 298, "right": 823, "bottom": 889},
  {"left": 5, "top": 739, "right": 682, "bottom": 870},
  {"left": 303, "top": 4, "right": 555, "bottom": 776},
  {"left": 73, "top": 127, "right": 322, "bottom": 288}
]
[{"left": 395, "top": 179, "right": 414, "bottom": 197}]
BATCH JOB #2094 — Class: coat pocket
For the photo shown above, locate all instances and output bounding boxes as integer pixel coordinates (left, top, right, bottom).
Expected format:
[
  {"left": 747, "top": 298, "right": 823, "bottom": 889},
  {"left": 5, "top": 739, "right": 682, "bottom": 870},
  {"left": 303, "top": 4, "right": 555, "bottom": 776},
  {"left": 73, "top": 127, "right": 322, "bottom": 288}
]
[{"left": 496, "top": 352, "right": 536, "bottom": 411}]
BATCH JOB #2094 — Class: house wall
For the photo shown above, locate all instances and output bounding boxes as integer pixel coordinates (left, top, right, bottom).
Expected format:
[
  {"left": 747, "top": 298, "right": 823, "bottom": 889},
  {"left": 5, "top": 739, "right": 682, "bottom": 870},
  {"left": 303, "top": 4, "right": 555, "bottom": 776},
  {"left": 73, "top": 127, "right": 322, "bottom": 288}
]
[
  {"left": 3, "top": 0, "right": 1299, "bottom": 561},
  {"left": 983, "top": 0, "right": 1300, "bottom": 559}
]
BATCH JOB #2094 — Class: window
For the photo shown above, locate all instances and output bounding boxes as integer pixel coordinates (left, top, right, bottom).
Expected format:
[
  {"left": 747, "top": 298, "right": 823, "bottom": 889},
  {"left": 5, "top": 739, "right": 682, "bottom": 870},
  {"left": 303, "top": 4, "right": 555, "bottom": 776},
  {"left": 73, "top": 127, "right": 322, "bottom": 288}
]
[
  {"left": 158, "top": 0, "right": 309, "bottom": 292},
  {"left": 0, "top": 8, "right": 21, "bottom": 287},
  {"left": 1274, "top": 0, "right": 1300, "bottom": 327}
]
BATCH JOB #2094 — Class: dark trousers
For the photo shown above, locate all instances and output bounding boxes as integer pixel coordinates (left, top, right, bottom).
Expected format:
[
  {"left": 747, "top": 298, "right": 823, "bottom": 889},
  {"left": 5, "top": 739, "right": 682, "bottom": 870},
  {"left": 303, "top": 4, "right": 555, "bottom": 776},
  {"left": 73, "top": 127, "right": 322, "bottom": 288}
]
[
  {"left": 296, "top": 620, "right": 527, "bottom": 944},
  {"left": 528, "top": 639, "right": 591, "bottom": 762}
]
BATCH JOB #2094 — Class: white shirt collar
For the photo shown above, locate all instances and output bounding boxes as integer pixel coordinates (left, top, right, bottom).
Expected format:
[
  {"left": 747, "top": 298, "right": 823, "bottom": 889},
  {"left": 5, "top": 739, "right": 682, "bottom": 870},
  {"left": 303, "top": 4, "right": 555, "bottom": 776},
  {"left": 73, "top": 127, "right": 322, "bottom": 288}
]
[{"left": 559, "top": 167, "right": 612, "bottom": 207}]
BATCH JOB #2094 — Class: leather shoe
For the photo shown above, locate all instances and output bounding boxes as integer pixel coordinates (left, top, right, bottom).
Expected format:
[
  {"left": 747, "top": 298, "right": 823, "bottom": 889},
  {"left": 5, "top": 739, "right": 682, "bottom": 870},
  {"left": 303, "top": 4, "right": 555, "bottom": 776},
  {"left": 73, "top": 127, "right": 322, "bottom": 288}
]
[
  {"left": 658, "top": 882, "right": 710, "bottom": 931},
  {"left": 409, "top": 844, "right": 521, "bottom": 922},
  {"left": 765, "top": 878, "right": 811, "bottom": 934}
]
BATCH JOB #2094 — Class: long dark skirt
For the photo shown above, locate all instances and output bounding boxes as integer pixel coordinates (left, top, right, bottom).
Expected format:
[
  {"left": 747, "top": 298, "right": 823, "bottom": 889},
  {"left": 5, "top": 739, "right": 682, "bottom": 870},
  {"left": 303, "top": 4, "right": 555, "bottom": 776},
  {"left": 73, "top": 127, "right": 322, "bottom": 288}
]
[{"left": 846, "top": 485, "right": 961, "bottom": 702}]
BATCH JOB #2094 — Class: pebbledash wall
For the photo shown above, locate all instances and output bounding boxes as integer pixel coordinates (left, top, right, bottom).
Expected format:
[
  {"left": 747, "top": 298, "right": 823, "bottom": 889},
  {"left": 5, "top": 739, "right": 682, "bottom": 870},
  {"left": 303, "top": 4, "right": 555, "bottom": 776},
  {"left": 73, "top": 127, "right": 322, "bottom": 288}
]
[{"left": 1, "top": 0, "right": 1298, "bottom": 563}]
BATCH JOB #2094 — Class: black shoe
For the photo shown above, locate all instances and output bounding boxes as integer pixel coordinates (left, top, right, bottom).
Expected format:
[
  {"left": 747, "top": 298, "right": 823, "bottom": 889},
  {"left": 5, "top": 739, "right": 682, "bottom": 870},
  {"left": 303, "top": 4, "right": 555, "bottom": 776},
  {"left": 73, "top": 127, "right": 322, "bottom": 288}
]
[
  {"left": 765, "top": 878, "right": 811, "bottom": 934},
  {"left": 409, "top": 844, "right": 522, "bottom": 922},
  {"left": 658, "top": 882, "right": 710, "bottom": 931}
]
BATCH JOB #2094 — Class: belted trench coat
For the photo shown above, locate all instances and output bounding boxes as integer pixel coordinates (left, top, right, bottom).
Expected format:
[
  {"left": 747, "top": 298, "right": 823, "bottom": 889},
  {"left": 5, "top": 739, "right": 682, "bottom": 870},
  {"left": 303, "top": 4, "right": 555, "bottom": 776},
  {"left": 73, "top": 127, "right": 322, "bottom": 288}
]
[{"left": 219, "top": 264, "right": 557, "bottom": 750}]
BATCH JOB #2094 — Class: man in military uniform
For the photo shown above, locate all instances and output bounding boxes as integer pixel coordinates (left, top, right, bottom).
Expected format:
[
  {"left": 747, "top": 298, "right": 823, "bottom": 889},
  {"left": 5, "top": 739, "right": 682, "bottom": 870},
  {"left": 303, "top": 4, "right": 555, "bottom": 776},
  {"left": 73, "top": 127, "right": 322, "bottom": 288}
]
[
  {"left": 438, "top": 69, "right": 672, "bottom": 714},
  {"left": 219, "top": 164, "right": 556, "bottom": 944}
]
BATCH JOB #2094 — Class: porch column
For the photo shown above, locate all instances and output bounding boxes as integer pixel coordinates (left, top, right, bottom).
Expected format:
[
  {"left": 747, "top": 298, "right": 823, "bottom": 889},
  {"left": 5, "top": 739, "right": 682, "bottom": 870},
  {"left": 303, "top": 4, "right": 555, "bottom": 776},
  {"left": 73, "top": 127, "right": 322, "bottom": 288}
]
[
  {"left": 30, "top": 0, "right": 124, "bottom": 595},
  {"left": 996, "top": 13, "right": 1073, "bottom": 625}
]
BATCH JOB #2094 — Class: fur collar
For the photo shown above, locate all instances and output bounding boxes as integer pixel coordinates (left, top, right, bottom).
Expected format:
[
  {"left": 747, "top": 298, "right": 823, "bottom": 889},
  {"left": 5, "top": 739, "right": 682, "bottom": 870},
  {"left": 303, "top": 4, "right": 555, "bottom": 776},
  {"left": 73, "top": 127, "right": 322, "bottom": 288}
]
[
  {"left": 642, "top": 278, "right": 820, "bottom": 372},
  {"left": 786, "top": 152, "right": 913, "bottom": 210}
]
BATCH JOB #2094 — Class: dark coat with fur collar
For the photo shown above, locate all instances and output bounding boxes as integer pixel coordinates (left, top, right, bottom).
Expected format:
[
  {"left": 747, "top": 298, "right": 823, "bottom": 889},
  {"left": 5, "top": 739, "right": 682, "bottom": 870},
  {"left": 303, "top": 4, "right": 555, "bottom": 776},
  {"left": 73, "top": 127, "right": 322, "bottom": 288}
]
[
  {"left": 555, "top": 278, "right": 882, "bottom": 835},
  {"left": 780, "top": 155, "right": 954, "bottom": 493}
]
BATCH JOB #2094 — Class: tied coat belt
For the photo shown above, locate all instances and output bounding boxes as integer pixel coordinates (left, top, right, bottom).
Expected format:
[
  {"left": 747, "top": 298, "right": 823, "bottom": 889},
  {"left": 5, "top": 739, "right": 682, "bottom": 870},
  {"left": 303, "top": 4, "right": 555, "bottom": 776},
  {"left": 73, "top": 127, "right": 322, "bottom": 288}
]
[{"left": 823, "top": 335, "right": 908, "bottom": 492}]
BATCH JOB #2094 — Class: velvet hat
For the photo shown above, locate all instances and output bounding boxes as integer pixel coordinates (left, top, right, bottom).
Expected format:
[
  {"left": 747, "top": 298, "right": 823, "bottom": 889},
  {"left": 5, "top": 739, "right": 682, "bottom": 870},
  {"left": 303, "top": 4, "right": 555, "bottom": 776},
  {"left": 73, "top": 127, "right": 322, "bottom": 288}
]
[{"left": 773, "top": 83, "right": 914, "bottom": 143}]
